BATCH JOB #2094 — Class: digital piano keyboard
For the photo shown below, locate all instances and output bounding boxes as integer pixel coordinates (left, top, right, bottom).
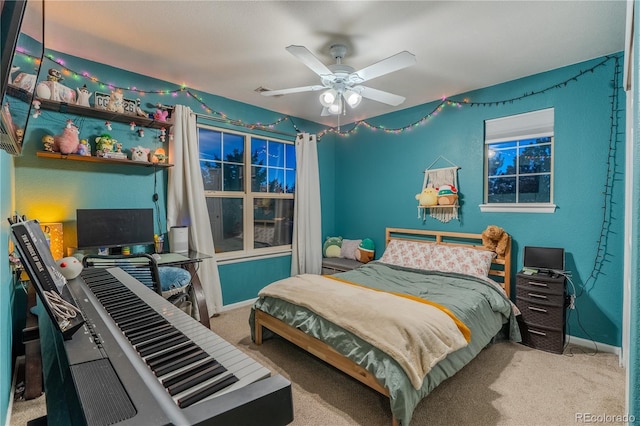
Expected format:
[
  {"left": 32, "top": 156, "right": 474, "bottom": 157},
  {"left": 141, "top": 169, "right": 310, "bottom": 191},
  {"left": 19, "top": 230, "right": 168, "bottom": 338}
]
[{"left": 52, "top": 266, "right": 293, "bottom": 426}]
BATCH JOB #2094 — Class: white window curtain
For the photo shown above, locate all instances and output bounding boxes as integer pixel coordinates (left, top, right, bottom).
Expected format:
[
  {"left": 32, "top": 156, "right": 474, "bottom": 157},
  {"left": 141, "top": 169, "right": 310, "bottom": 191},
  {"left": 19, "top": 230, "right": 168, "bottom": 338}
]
[
  {"left": 167, "top": 105, "right": 223, "bottom": 315},
  {"left": 290, "top": 132, "right": 322, "bottom": 275}
]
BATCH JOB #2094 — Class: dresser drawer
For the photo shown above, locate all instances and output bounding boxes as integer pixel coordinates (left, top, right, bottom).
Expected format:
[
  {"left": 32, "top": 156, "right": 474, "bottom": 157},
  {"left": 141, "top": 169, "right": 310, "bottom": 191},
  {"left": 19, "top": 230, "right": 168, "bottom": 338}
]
[
  {"left": 520, "top": 322, "right": 564, "bottom": 354},
  {"left": 516, "top": 287, "right": 565, "bottom": 306},
  {"left": 516, "top": 276, "right": 564, "bottom": 295},
  {"left": 517, "top": 296, "right": 564, "bottom": 328}
]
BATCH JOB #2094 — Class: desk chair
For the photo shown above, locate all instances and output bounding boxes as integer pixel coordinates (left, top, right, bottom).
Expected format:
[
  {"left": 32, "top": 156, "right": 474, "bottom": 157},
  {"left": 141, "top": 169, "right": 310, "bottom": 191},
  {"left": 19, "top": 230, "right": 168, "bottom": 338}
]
[{"left": 82, "top": 254, "right": 193, "bottom": 315}]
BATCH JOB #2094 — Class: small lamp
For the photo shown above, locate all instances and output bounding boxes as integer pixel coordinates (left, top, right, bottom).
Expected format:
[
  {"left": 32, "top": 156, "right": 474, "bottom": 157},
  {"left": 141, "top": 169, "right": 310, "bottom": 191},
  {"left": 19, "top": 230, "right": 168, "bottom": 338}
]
[
  {"left": 343, "top": 89, "right": 362, "bottom": 108},
  {"left": 40, "top": 222, "right": 64, "bottom": 260},
  {"left": 319, "top": 89, "right": 338, "bottom": 108}
]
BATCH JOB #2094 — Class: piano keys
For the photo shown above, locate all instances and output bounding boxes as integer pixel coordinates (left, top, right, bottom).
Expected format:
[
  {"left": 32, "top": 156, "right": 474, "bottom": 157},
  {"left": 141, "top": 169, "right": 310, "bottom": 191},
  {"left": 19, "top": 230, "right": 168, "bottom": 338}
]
[{"left": 39, "top": 266, "right": 293, "bottom": 426}]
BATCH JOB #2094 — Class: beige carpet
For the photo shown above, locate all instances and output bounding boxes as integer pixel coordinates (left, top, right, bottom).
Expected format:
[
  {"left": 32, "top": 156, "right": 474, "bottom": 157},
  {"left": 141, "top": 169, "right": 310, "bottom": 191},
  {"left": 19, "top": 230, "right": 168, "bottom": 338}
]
[{"left": 11, "top": 305, "right": 626, "bottom": 425}]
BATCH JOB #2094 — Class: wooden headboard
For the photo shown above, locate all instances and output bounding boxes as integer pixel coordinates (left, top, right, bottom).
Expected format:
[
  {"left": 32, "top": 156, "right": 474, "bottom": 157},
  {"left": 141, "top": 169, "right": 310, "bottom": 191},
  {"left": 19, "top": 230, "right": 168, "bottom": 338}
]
[{"left": 384, "top": 228, "right": 512, "bottom": 298}]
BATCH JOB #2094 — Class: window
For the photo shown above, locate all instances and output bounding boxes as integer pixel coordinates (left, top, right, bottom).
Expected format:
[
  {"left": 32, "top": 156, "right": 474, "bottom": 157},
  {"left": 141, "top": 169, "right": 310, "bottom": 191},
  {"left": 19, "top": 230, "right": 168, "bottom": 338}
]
[
  {"left": 198, "top": 125, "right": 296, "bottom": 258},
  {"left": 481, "top": 108, "right": 556, "bottom": 213}
]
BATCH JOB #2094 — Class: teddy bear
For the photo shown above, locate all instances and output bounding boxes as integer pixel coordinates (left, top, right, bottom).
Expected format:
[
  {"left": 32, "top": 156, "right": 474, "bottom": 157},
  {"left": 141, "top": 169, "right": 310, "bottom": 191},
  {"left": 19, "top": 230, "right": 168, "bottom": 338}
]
[
  {"left": 415, "top": 184, "right": 438, "bottom": 207},
  {"left": 322, "top": 236, "right": 343, "bottom": 258},
  {"left": 153, "top": 109, "right": 169, "bottom": 122},
  {"left": 481, "top": 225, "right": 510, "bottom": 256},
  {"left": 53, "top": 125, "right": 80, "bottom": 154},
  {"left": 95, "top": 134, "right": 116, "bottom": 157},
  {"left": 437, "top": 184, "right": 459, "bottom": 205},
  {"left": 131, "top": 145, "right": 150, "bottom": 162},
  {"left": 41, "top": 134, "right": 55, "bottom": 152},
  {"left": 106, "top": 90, "right": 125, "bottom": 113},
  {"left": 356, "top": 238, "right": 376, "bottom": 263}
]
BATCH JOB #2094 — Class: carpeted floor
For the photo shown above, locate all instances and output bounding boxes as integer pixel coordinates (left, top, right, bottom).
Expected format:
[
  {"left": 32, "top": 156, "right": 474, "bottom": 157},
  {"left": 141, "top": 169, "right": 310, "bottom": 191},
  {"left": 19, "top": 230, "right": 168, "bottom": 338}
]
[{"left": 10, "top": 305, "right": 626, "bottom": 425}]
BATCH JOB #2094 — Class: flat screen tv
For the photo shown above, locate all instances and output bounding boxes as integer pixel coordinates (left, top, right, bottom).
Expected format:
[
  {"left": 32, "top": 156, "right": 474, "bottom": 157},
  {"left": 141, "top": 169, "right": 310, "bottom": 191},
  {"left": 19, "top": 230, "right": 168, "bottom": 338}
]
[
  {"left": 77, "top": 208, "right": 155, "bottom": 250},
  {"left": 523, "top": 246, "right": 565, "bottom": 273}
]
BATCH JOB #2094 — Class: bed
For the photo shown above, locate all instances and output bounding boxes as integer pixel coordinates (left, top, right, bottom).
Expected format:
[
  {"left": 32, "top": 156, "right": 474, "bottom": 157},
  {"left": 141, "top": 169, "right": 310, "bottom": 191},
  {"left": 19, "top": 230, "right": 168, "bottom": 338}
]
[{"left": 250, "top": 228, "right": 521, "bottom": 425}]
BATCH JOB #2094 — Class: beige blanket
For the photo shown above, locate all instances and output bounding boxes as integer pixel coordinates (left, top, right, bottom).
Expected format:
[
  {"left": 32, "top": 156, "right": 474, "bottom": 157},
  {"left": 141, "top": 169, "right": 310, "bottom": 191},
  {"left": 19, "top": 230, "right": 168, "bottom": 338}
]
[{"left": 258, "top": 274, "right": 469, "bottom": 389}]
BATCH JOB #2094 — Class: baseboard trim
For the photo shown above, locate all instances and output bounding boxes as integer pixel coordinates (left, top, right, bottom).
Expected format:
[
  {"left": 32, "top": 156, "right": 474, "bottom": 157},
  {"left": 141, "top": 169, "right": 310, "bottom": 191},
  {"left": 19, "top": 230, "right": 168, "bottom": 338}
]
[
  {"left": 566, "top": 335, "right": 621, "bottom": 365},
  {"left": 220, "top": 298, "right": 257, "bottom": 312}
]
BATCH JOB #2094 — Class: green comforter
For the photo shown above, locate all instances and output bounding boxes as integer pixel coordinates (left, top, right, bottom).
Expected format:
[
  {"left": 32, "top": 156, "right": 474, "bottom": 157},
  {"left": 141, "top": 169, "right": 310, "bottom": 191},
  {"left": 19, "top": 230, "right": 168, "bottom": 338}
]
[{"left": 250, "top": 261, "right": 521, "bottom": 425}]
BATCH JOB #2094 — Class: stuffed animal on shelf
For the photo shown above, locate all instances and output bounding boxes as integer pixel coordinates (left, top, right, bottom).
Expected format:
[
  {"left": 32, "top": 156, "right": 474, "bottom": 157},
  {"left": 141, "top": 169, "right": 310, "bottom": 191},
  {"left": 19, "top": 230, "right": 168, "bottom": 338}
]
[
  {"left": 95, "top": 134, "right": 116, "bottom": 157},
  {"left": 415, "top": 184, "right": 439, "bottom": 207},
  {"left": 322, "top": 236, "right": 343, "bottom": 258},
  {"left": 106, "top": 90, "right": 125, "bottom": 113},
  {"left": 55, "top": 256, "right": 83, "bottom": 279},
  {"left": 131, "top": 145, "right": 150, "bottom": 162},
  {"left": 437, "top": 184, "right": 459, "bottom": 205},
  {"left": 35, "top": 68, "right": 76, "bottom": 103},
  {"left": 481, "top": 225, "right": 510, "bottom": 256},
  {"left": 53, "top": 124, "right": 80, "bottom": 154},
  {"left": 356, "top": 238, "right": 376, "bottom": 263},
  {"left": 135, "top": 98, "right": 148, "bottom": 117},
  {"left": 41, "top": 134, "right": 55, "bottom": 152},
  {"left": 153, "top": 109, "right": 169, "bottom": 122},
  {"left": 76, "top": 139, "right": 91, "bottom": 156},
  {"left": 75, "top": 85, "right": 93, "bottom": 107},
  {"left": 151, "top": 148, "right": 167, "bottom": 163}
]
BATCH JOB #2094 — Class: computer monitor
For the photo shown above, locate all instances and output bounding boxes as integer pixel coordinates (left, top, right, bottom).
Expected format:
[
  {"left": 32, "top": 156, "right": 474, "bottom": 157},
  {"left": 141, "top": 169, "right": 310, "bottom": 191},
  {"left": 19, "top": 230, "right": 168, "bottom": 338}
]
[
  {"left": 10, "top": 219, "right": 84, "bottom": 339},
  {"left": 76, "top": 208, "right": 155, "bottom": 250},
  {"left": 523, "top": 246, "right": 565, "bottom": 273}
]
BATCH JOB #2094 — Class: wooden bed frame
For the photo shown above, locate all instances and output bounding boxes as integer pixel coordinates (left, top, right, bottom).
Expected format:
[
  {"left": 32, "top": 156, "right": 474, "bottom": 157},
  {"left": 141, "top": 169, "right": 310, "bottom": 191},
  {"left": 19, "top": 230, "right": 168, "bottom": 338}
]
[{"left": 254, "top": 228, "right": 512, "bottom": 426}]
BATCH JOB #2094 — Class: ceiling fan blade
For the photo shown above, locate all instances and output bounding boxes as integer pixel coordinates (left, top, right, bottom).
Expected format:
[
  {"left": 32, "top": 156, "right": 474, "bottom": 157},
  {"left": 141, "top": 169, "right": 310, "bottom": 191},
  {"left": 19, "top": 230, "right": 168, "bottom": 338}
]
[
  {"left": 286, "top": 45, "right": 334, "bottom": 78},
  {"left": 357, "top": 86, "right": 406, "bottom": 106},
  {"left": 351, "top": 51, "right": 416, "bottom": 83},
  {"left": 260, "top": 85, "right": 325, "bottom": 97}
]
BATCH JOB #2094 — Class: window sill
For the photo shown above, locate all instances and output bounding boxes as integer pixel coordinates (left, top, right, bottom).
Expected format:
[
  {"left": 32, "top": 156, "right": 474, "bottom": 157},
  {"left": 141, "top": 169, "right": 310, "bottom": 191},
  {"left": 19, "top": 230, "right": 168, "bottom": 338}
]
[
  {"left": 479, "top": 203, "right": 557, "bottom": 213},
  {"left": 216, "top": 248, "right": 292, "bottom": 265}
]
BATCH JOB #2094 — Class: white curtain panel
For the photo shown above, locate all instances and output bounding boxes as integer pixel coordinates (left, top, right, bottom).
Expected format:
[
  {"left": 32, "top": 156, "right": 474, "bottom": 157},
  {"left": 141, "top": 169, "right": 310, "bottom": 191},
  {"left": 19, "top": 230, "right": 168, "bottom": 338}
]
[
  {"left": 167, "top": 105, "right": 223, "bottom": 315},
  {"left": 290, "top": 132, "right": 322, "bottom": 275}
]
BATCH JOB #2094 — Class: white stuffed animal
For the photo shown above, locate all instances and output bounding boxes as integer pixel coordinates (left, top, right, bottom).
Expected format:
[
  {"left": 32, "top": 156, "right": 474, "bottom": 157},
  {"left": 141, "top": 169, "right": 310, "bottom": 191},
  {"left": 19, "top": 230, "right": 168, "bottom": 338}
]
[
  {"left": 55, "top": 256, "right": 83, "bottom": 280},
  {"left": 106, "top": 90, "right": 125, "bottom": 113},
  {"left": 131, "top": 145, "right": 150, "bottom": 162},
  {"left": 75, "top": 85, "right": 93, "bottom": 107}
]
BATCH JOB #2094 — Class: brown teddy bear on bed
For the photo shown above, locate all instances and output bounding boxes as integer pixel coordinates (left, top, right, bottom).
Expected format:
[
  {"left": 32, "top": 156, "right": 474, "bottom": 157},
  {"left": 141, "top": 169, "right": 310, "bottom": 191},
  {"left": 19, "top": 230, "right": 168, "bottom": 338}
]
[{"left": 481, "top": 225, "right": 510, "bottom": 256}]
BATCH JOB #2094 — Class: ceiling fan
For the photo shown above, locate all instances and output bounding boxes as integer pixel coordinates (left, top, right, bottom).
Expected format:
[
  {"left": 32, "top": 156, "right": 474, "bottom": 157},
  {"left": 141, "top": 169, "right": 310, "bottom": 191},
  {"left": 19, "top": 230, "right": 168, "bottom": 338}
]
[{"left": 260, "top": 44, "right": 416, "bottom": 116}]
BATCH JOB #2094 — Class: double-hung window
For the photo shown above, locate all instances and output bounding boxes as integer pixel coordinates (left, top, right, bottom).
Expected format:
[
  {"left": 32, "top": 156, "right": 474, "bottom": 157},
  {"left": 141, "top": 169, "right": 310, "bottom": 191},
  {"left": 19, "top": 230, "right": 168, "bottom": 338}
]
[
  {"left": 481, "top": 108, "right": 556, "bottom": 213},
  {"left": 198, "top": 125, "right": 296, "bottom": 258}
]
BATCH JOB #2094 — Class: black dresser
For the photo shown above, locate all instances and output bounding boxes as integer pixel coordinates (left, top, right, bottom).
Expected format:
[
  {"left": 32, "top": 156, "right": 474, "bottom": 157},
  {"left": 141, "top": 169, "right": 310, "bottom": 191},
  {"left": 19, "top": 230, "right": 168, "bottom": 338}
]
[{"left": 516, "top": 272, "right": 566, "bottom": 354}]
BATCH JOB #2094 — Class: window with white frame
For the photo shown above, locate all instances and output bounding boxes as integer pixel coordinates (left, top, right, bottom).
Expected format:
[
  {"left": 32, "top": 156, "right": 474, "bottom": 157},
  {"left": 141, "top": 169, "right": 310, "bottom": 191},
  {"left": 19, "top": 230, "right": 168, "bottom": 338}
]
[
  {"left": 481, "top": 108, "right": 556, "bottom": 213},
  {"left": 198, "top": 125, "right": 296, "bottom": 257}
]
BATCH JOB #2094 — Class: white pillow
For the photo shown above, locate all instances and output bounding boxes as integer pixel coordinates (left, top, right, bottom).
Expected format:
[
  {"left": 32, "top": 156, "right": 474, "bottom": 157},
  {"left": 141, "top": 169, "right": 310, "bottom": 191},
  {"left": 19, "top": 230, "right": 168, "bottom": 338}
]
[
  {"left": 340, "top": 239, "right": 362, "bottom": 260},
  {"left": 379, "top": 239, "right": 433, "bottom": 270},
  {"left": 426, "top": 244, "right": 496, "bottom": 278}
]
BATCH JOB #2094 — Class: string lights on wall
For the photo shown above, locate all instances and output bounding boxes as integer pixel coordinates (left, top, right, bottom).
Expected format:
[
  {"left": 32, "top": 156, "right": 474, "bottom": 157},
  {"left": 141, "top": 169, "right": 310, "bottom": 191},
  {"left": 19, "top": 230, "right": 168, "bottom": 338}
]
[{"left": 27, "top": 52, "right": 618, "bottom": 140}]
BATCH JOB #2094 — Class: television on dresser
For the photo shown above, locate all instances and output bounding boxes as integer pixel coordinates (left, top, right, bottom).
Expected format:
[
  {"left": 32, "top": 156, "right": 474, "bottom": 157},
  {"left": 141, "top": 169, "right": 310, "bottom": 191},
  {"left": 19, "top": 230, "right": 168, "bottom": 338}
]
[
  {"left": 523, "top": 246, "right": 565, "bottom": 273},
  {"left": 76, "top": 208, "right": 155, "bottom": 250}
]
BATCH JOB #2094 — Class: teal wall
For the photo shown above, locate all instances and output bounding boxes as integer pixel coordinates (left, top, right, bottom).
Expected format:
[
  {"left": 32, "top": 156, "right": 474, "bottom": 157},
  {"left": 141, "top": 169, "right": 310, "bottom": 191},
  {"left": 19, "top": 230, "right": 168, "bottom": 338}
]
[
  {"left": 0, "top": 153, "right": 14, "bottom": 426},
  {"left": 327, "top": 55, "right": 625, "bottom": 347}
]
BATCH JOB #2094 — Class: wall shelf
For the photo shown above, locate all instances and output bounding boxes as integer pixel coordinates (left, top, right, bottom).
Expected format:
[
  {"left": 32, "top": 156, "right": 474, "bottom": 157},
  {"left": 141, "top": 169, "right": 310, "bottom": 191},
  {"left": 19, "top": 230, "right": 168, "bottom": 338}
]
[
  {"left": 36, "top": 151, "right": 173, "bottom": 168},
  {"left": 36, "top": 98, "right": 171, "bottom": 130}
]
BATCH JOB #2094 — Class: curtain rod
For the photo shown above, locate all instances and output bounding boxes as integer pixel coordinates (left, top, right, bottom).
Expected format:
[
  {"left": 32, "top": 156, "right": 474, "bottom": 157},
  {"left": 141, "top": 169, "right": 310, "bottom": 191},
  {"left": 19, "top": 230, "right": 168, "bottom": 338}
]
[{"left": 191, "top": 112, "right": 298, "bottom": 139}]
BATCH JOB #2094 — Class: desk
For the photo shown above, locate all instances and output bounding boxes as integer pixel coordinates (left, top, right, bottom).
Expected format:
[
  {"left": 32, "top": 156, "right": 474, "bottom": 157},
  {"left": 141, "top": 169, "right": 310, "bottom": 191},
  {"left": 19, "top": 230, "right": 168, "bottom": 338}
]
[{"left": 156, "top": 251, "right": 212, "bottom": 328}]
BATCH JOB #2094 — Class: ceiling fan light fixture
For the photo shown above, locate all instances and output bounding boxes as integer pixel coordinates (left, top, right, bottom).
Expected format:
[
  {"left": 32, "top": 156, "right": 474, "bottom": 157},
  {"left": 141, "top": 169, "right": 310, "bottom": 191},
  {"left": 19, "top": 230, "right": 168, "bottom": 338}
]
[
  {"left": 343, "top": 89, "right": 362, "bottom": 108},
  {"left": 319, "top": 89, "right": 337, "bottom": 107},
  {"left": 328, "top": 98, "right": 342, "bottom": 115}
]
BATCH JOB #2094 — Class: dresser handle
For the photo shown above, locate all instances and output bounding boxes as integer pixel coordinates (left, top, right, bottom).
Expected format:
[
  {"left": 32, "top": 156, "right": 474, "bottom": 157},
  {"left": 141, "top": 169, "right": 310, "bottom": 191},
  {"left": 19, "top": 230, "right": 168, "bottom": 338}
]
[
  {"left": 529, "top": 329, "right": 547, "bottom": 336},
  {"left": 528, "top": 293, "right": 548, "bottom": 299},
  {"left": 528, "top": 281, "right": 549, "bottom": 287},
  {"left": 528, "top": 306, "right": 547, "bottom": 313}
]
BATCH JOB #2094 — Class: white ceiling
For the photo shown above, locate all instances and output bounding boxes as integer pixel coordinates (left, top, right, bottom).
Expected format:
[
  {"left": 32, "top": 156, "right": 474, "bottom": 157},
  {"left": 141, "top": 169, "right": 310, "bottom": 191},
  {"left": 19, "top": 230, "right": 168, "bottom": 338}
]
[{"left": 40, "top": 1, "right": 626, "bottom": 127}]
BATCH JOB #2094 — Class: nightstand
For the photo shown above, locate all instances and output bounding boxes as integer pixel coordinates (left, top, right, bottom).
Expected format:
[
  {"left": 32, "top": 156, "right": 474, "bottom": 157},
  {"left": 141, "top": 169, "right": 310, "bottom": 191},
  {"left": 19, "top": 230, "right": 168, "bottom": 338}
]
[
  {"left": 321, "top": 258, "right": 363, "bottom": 275},
  {"left": 516, "top": 271, "right": 566, "bottom": 354}
]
